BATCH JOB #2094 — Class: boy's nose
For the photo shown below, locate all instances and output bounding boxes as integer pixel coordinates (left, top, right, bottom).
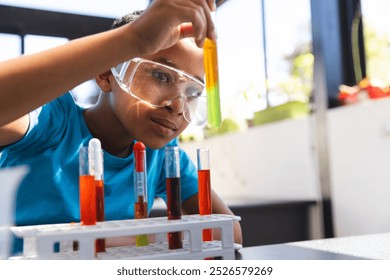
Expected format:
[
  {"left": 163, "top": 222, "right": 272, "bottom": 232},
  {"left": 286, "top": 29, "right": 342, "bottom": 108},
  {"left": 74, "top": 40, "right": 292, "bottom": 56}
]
[{"left": 163, "top": 95, "right": 185, "bottom": 115}]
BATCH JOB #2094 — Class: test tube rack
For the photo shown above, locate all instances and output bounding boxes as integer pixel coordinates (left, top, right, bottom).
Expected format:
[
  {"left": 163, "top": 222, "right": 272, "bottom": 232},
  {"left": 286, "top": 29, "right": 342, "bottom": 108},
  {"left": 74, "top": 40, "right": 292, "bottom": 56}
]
[{"left": 10, "top": 214, "right": 241, "bottom": 260}]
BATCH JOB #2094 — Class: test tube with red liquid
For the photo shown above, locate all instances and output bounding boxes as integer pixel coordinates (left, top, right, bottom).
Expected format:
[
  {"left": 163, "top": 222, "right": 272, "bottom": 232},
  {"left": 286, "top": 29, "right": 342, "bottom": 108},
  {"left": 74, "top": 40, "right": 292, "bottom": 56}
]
[
  {"left": 164, "top": 146, "right": 183, "bottom": 250},
  {"left": 133, "top": 141, "right": 149, "bottom": 247},
  {"left": 88, "top": 138, "right": 105, "bottom": 253},
  {"left": 197, "top": 148, "right": 213, "bottom": 242}
]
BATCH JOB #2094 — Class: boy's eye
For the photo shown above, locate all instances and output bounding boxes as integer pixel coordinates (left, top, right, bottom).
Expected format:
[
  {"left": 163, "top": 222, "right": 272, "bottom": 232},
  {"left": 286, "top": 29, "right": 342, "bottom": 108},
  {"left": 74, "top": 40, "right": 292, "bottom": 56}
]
[
  {"left": 151, "top": 70, "right": 171, "bottom": 83},
  {"left": 185, "top": 86, "right": 202, "bottom": 98}
]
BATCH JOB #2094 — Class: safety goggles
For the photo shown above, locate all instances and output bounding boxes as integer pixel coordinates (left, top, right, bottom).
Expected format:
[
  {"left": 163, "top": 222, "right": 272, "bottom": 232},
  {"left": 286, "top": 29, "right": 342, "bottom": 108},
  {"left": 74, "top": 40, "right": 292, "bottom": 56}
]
[{"left": 111, "top": 58, "right": 207, "bottom": 126}]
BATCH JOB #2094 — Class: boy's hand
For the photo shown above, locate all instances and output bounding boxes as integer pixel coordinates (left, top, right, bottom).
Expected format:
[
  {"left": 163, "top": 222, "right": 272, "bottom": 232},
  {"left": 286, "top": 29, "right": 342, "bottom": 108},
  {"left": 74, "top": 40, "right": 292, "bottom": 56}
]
[{"left": 129, "top": 0, "right": 217, "bottom": 56}]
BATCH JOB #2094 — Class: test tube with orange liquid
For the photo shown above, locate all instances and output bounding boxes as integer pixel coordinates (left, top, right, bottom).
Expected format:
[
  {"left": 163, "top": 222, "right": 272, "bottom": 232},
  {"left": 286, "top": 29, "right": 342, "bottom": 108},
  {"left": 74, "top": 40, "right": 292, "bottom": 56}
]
[
  {"left": 79, "top": 146, "right": 96, "bottom": 226},
  {"left": 88, "top": 138, "right": 105, "bottom": 253},
  {"left": 79, "top": 139, "right": 106, "bottom": 254},
  {"left": 133, "top": 141, "right": 149, "bottom": 247},
  {"left": 204, "top": 10, "right": 222, "bottom": 128}
]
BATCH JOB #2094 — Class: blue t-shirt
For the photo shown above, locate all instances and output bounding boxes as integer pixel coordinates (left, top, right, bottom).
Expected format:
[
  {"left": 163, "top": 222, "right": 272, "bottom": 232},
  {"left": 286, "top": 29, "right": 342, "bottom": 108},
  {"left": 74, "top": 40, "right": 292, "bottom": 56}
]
[{"left": 0, "top": 93, "right": 198, "bottom": 252}]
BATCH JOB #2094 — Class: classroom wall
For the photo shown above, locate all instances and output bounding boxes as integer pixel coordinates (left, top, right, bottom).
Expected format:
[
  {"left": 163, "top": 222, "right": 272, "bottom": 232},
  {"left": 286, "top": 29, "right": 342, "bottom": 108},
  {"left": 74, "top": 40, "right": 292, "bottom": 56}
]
[
  {"left": 180, "top": 117, "right": 319, "bottom": 202},
  {"left": 327, "top": 97, "right": 390, "bottom": 237},
  {"left": 181, "top": 97, "right": 390, "bottom": 238}
]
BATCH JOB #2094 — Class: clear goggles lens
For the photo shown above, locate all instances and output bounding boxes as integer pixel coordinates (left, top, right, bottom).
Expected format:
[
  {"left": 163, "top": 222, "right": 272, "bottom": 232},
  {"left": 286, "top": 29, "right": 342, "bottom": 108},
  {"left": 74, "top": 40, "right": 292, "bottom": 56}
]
[{"left": 111, "top": 58, "right": 207, "bottom": 126}]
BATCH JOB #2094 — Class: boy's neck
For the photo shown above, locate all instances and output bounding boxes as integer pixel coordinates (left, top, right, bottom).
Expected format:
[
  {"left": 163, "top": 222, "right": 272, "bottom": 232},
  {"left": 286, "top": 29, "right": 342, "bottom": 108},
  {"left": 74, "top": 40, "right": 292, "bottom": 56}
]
[{"left": 83, "top": 101, "right": 135, "bottom": 158}]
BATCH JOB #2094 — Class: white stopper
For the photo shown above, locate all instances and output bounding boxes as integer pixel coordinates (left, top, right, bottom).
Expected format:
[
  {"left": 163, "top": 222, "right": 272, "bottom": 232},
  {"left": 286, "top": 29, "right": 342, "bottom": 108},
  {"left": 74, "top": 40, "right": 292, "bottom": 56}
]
[{"left": 88, "top": 138, "right": 103, "bottom": 180}]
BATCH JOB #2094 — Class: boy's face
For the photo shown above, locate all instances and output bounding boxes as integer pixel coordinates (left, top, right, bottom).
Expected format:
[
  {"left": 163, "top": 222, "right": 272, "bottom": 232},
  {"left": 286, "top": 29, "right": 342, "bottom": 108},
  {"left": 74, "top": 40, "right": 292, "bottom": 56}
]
[{"left": 108, "top": 39, "right": 204, "bottom": 149}]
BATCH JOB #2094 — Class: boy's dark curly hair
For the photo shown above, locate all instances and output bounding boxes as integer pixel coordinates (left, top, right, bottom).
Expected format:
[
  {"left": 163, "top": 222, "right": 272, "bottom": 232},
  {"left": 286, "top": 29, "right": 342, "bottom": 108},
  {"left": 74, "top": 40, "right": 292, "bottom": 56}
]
[{"left": 111, "top": 10, "right": 144, "bottom": 29}]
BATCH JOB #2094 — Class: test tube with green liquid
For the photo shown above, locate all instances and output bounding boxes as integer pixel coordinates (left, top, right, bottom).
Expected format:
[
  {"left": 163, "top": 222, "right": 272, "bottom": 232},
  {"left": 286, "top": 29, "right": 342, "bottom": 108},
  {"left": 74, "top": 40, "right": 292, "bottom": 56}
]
[{"left": 204, "top": 10, "right": 222, "bottom": 128}]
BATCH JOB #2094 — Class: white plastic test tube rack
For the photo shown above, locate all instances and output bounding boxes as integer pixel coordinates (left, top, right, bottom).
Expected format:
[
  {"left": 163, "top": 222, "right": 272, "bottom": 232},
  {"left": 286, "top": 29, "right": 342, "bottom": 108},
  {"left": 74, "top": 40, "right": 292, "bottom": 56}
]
[{"left": 10, "top": 214, "right": 241, "bottom": 260}]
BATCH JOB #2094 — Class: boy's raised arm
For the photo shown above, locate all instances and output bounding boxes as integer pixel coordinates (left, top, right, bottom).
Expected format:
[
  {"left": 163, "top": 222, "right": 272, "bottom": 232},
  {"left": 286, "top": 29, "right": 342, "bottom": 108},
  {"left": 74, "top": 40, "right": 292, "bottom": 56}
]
[{"left": 0, "top": 0, "right": 217, "bottom": 127}]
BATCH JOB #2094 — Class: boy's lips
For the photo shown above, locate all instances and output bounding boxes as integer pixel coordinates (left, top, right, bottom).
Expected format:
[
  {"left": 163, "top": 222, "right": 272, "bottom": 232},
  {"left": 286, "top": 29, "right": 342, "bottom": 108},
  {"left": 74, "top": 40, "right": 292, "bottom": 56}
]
[
  {"left": 150, "top": 118, "right": 178, "bottom": 136},
  {"left": 152, "top": 118, "right": 178, "bottom": 130}
]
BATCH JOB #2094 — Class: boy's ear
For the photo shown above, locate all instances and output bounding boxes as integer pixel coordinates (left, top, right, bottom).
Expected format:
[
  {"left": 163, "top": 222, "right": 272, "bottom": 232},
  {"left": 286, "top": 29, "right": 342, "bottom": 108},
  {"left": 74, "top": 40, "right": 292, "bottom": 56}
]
[{"left": 95, "top": 70, "right": 113, "bottom": 93}]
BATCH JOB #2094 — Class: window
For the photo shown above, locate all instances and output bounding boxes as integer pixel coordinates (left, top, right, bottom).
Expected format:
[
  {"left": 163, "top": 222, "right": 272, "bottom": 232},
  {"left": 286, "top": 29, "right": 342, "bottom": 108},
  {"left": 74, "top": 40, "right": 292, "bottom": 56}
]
[
  {"left": 262, "top": 0, "right": 312, "bottom": 107},
  {"left": 181, "top": 0, "right": 266, "bottom": 141},
  {"left": 0, "top": 34, "right": 21, "bottom": 61},
  {"left": 361, "top": 0, "right": 390, "bottom": 86},
  {"left": 24, "top": 34, "right": 68, "bottom": 54},
  {"left": 181, "top": 0, "right": 313, "bottom": 141},
  {"left": 0, "top": 0, "right": 149, "bottom": 18},
  {"left": 22, "top": 34, "right": 100, "bottom": 104},
  {"left": 0, "top": 1, "right": 151, "bottom": 106}
]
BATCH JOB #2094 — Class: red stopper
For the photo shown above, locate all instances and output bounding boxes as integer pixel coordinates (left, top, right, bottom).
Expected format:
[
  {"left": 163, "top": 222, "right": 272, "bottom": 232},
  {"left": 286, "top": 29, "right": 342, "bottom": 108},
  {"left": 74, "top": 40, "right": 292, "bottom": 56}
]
[{"left": 134, "top": 141, "right": 146, "bottom": 172}]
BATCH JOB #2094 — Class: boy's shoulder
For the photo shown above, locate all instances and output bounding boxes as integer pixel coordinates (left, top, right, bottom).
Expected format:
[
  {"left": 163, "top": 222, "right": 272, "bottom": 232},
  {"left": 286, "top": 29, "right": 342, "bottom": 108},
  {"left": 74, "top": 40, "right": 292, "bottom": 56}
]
[
  {"left": 16, "top": 92, "right": 86, "bottom": 151},
  {"left": 48, "top": 92, "right": 78, "bottom": 110}
]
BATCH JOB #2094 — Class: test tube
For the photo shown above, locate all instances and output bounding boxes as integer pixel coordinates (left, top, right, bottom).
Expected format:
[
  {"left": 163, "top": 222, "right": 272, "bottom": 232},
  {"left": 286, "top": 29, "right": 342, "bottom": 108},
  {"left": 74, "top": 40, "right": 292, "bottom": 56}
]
[
  {"left": 164, "top": 146, "right": 183, "bottom": 250},
  {"left": 197, "top": 148, "right": 213, "bottom": 242},
  {"left": 79, "top": 146, "right": 96, "bottom": 226},
  {"left": 204, "top": 10, "right": 222, "bottom": 128},
  {"left": 88, "top": 138, "right": 105, "bottom": 253},
  {"left": 133, "top": 141, "right": 149, "bottom": 247}
]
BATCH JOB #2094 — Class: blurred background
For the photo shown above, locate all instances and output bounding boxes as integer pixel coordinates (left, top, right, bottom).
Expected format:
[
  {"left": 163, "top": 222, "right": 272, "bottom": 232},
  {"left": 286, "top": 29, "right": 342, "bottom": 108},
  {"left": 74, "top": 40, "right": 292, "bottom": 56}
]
[{"left": 1, "top": 0, "right": 389, "bottom": 247}]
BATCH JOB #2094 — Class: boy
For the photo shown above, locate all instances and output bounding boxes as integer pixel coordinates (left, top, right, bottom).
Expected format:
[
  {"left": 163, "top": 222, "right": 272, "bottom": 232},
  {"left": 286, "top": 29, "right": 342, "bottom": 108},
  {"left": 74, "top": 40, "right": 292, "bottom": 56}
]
[{"left": 0, "top": 0, "right": 242, "bottom": 253}]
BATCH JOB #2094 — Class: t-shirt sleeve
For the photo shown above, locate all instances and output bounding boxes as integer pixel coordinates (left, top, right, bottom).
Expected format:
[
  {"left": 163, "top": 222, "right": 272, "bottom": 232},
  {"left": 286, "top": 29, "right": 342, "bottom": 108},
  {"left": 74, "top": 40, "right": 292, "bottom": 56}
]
[{"left": 0, "top": 93, "right": 74, "bottom": 156}]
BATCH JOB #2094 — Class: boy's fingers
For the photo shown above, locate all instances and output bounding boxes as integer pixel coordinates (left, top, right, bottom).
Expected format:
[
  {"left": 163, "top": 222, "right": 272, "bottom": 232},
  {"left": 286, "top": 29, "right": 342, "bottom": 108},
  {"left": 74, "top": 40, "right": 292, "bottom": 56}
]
[
  {"left": 179, "top": 23, "right": 206, "bottom": 48},
  {"left": 195, "top": 38, "right": 205, "bottom": 49},
  {"left": 186, "top": 0, "right": 216, "bottom": 41},
  {"left": 179, "top": 23, "right": 195, "bottom": 39},
  {"left": 207, "top": 0, "right": 217, "bottom": 11},
  {"left": 203, "top": 1, "right": 217, "bottom": 40}
]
